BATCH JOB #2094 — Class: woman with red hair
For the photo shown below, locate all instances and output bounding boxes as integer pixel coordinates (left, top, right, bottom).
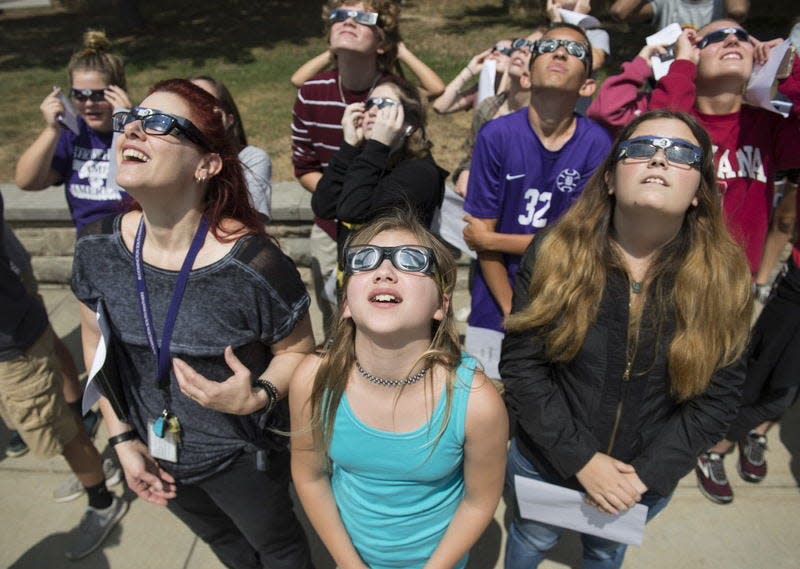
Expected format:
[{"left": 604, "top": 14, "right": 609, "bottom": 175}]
[{"left": 72, "top": 79, "right": 316, "bottom": 569}]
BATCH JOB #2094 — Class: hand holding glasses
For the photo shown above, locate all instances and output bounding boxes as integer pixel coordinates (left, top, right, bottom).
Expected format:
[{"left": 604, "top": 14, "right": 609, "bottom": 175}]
[
  {"left": 112, "top": 107, "right": 212, "bottom": 150},
  {"left": 615, "top": 136, "right": 703, "bottom": 169},
  {"left": 341, "top": 102, "right": 366, "bottom": 146},
  {"left": 366, "top": 97, "right": 406, "bottom": 148}
]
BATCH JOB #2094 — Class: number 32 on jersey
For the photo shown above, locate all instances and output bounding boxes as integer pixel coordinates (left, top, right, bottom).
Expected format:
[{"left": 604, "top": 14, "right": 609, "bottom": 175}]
[{"left": 518, "top": 188, "right": 552, "bottom": 228}]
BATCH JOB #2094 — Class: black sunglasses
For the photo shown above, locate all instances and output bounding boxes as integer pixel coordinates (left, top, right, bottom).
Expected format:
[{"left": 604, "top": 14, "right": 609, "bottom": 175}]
[
  {"left": 696, "top": 27, "right": 749, "bottom": 49},
  {"left": 344, "top": 245, "right": 437, "bottom": 275},
  {"left": 71, "top": 88, "right": 106, "bottom": 103},
  {"left": 112, "top": 107, "right": 212, "bottom": 150},
  {"left": 511, "top": 38, "right": 536, "bottom": 52},
  {"left": 616, "top": 136, "right": 703, "bottom": 169},
  {"left": 534, "top": 39, "right": 590, "bottom": 66},
  {"left": 365, "top": 97, "right": 399, "bottom": 110},
  {"left": 329, "top": 8, "right": 379, "bottom": 26}
]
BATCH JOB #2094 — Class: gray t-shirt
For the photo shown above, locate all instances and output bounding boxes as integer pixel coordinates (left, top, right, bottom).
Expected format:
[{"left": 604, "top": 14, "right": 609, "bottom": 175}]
[
  {"left": 72, "top": 214, "right": 310, "bottom": 483},
  {"left": 649, "top": 0, "right": 725, "bottom": 29}
]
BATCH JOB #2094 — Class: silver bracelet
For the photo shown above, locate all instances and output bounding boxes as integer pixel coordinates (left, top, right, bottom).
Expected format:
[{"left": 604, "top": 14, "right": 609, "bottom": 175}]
[{"left": 253, "top": 378, "right": 279, "bottom": 415}]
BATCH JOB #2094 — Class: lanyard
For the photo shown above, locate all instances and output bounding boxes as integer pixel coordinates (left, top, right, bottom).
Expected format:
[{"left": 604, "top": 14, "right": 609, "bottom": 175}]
[{"left": 133, "top": 215, "right": 208, "bottom": 391}]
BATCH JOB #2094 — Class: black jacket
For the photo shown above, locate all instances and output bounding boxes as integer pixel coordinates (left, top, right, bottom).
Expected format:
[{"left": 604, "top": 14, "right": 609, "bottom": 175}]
[
  {"left": 312, "top": 140, "right": 447, "bottom": 258},
  {"left": 500, "top": 236, "right": 746, "bottom": 496}
]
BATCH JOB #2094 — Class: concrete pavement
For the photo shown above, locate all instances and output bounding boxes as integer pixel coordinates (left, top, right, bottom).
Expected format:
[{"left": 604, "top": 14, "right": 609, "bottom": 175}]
[{"left": 1, "top": 284, "right": 798, "bottom": 568}]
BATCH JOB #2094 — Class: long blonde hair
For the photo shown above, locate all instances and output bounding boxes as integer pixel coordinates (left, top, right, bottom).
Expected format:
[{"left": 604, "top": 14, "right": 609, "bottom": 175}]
[
  {"left": 309, "top": 210, "right": 461, "bottom": 456},
  {"left": 506, "top": 110, "right": 752, "bottom": 400}
]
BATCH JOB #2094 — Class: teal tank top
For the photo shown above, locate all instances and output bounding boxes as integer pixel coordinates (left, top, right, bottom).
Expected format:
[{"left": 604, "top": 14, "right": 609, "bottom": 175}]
[{"left": 329, "top": 354, "right": 478, "bottom": 569}]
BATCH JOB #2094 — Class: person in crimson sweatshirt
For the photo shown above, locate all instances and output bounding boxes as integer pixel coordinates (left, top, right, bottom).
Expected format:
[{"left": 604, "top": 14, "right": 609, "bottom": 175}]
[{"left": 587, "top": 20, "right": 800, "bottom": 277}]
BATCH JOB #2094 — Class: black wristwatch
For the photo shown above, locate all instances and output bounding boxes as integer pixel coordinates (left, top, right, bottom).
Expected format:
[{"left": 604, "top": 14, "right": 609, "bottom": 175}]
[{"left": 253, "top": 378, "right": 279, "bottom": 415}]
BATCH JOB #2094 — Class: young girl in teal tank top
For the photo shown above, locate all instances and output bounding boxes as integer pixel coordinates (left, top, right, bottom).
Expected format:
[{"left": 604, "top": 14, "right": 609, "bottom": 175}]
[{"left": 290, "top": 211, "right": 508, "bottom": 569}]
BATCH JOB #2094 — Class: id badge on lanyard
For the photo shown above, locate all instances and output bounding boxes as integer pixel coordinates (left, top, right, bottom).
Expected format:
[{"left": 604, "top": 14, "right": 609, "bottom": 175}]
[{"left": 134, "top": 215, "right": 208, "bottom": 462}]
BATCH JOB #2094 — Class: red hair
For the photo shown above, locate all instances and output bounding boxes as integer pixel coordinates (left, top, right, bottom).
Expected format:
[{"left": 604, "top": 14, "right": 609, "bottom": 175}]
[{"left": 145, "top": 78, "right": 264, "bottom": 240}]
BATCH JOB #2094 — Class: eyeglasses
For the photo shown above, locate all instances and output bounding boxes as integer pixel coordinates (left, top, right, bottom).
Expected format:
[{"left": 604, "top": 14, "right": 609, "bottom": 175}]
[
  {"left": 492, "top": 44, "right": 514, "bottom": 56},
  {"left": 696, "top": 27, "right": 749, "bottom": 49},
  {"left": 344, "top": 245, "right": 437, "bottom": 275},
  {"left": 365, "top": 97, "right": 399, "bottom": 110},
  {"left": 112, "top": 107, "right": 212, "bottom": 150},
  {"left": 616, "top": 136, "right": 703, "bottom": 169},
  {"left": 329, "top": 8, "right": 379, "bottom": 26},
  {"left": 511, "top": 38, "right": 536, "bottom": 52},
  {"left": 533, "top": 38, "right": 590, "bottom": 66},
  {"left": 70, "top": 88, "right": 106, "bottom": 102}
]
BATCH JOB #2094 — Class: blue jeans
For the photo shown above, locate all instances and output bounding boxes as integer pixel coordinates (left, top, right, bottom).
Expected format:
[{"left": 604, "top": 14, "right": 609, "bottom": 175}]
[{"left": 504, "top": 439, "right": 671, "bottom": 569}]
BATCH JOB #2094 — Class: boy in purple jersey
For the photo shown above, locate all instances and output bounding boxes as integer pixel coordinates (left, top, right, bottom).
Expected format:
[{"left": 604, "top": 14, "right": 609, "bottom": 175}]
[{"left": 462, "top": 23, "right": 612, "bottom": 378}]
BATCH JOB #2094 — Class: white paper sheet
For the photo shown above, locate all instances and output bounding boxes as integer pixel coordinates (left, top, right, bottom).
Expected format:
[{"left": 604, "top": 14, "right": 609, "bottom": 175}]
[
  {"left": 745, "top": 39, "right": 793, "bottom": 114},
  {"left": 464, "top": 325, "right": 504, "bottom": 379},
  {"left": 431, "top": 186, "right": 476, "bottom": 260},
  {"left": 82, "top": 301, "right": 113, "bottom": 415},
  {"left": 477, "top": 59, "right": 497, "bottom": 105},
  {"left": 558, "top": 8, "right": 600, "bottom": 29},
  {"left": 514, "top": 476, "right": 649, "bottom": 546},
  {"left": 55, "top": 90, "right": 80, "bottom": 135},
  {"left": 646, "top": 23, "right": 682, "bottom": 81}
]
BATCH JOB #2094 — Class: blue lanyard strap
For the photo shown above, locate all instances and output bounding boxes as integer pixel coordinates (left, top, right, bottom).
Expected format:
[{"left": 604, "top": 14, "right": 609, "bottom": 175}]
[{"left": 133, "top": 215, "right": 209, "bottom": 391}]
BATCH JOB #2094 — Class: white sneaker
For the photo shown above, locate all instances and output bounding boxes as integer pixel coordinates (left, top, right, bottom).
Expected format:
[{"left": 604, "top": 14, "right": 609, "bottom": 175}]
[
  {"left": 53, "top": 458, "right": 123, "bottom": 503},
  {"left": 65, "top": 494, "right": 128, "bottom": 560}
]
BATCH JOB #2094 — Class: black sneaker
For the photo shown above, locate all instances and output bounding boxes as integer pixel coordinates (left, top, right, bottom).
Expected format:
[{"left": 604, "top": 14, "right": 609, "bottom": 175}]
[
  {"left": 5, "top": 431, "right": 29, "bottom": 458},
  {"left": 695, "top": 452, "right": 733, "bottom": 504},
  {"left": 738, "top": 431, "right": 768, "bottom": 483}
]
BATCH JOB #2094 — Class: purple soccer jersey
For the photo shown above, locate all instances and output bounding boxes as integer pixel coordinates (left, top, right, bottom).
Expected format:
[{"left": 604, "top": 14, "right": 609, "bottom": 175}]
[
  {"left": 51, "top": 116, "right": 127, "bottom": 232},
  {"left": 464, "top": 109, "right": 612, "bottom": 331}
]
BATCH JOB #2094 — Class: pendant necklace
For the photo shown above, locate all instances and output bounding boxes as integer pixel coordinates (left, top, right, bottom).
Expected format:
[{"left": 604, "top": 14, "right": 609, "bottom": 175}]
[
  {"left": 356, "top": 362, "right": 427, "bottom": 387},
  {"left": 631, "top": 280, "right": 643, "bottom": 294}
]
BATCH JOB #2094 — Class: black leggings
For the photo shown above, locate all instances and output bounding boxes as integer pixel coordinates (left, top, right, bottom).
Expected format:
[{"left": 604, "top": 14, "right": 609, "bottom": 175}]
[{"left": 167, "top": 450, "right": 313, "bottom": 569}]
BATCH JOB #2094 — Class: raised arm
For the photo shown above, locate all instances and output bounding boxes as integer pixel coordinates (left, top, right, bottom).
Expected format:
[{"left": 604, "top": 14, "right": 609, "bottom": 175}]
[
  {"left": 725, "top": 0, "right": 750, "bottom": 22},
  {"left": 397, "top": 42, "right": 445, "bottom": 97},
  {"left": 586, "top": 47, "right": 658, "bottom": 132},
  {"left": 424, "top": 371, "right": 508, "bottom": 569},
  {"left": 431, "top": 49, "right": 491, "bottom": 115},
  {"left": 609, "top": 0, "right": 653, "bottom": 23},
  {"left": 649, "top": 31, "right": 699, "bottom": 112},
  {"left": 15, "top": 88, "right": 66, "bottom": 191},
  {"left": 291, "top": 50, "right": 334, "bottom": 88},
  {"left": 290, "top": 355, "right": 369, "bottom": 569}
]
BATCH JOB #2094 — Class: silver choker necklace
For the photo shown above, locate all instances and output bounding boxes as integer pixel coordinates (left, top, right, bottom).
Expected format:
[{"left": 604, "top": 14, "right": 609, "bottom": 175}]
[{"left": 356, "top": 362, "right": 427, "bottom": 387}]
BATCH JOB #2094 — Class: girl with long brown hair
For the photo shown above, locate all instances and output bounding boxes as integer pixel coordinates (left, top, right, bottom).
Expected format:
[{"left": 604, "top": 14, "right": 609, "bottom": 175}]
[
  {"left": 501, "top": 110, "right": 752, "bottom": 569},
  {"left": 290, "top": 211, "right": 507, "bottom": 569}
]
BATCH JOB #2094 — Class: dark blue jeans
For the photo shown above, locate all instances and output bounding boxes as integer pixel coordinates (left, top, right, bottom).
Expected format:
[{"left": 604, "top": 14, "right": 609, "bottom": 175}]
[
  {"left": 167, "top": 450, "right": 313, "bottom": 569},
  {"left": 505, "top": 439, "right": 671, "bottom": 569}
]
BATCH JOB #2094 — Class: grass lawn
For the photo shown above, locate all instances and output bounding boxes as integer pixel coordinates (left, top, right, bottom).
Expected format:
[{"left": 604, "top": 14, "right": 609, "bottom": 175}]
[{"left": 0, "top": 0, "right": 796, "bottom": 183}]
